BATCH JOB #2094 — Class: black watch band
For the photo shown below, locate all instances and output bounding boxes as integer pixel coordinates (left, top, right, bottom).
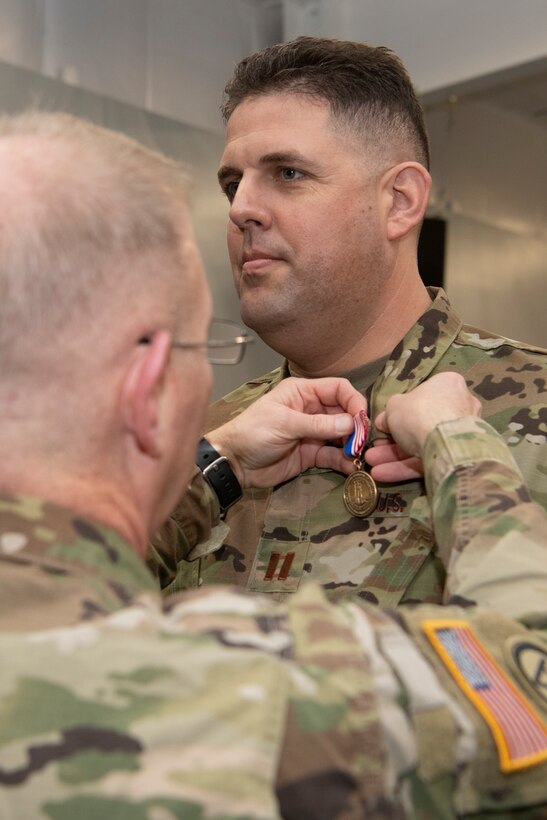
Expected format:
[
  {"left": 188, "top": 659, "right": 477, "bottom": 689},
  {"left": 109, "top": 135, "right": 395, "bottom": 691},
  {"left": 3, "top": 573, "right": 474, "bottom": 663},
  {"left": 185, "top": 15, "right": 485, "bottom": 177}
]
[{"left": 196, "top": 437, "right": 243, "bottom": 514}]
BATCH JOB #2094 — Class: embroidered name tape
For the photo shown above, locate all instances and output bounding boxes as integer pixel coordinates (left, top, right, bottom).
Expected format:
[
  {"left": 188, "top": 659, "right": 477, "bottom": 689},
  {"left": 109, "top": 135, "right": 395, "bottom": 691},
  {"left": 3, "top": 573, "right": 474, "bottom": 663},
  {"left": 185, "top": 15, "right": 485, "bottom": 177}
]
[{"left": 423, "top": 619, "right": 547, "bottom": 772}]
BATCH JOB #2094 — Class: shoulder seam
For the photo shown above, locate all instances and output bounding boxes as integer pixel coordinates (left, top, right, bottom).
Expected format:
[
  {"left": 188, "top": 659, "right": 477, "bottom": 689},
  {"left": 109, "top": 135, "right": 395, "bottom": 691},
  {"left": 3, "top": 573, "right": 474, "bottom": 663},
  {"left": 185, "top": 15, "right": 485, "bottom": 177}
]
[{"left": 458, "top": 326, "right": 547, "bottom": 356}]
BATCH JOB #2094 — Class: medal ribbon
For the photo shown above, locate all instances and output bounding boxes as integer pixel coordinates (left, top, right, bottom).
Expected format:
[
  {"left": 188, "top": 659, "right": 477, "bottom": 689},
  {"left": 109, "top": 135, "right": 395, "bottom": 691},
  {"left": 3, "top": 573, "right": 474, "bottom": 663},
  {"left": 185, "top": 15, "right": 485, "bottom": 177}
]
[
  {"left": 344, "top": 409, "right": 369, "bottom": 459},
  {"left": 342, "top": 408, "right": 378, "bottom": 519}
]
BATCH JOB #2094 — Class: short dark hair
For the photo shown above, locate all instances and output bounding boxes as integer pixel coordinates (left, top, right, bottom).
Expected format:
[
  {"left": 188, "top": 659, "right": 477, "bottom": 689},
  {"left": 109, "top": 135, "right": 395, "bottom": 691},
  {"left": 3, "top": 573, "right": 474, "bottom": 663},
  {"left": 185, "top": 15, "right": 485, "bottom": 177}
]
[{"left": 222, "top": 36, "right": 430, "bottom": 169}]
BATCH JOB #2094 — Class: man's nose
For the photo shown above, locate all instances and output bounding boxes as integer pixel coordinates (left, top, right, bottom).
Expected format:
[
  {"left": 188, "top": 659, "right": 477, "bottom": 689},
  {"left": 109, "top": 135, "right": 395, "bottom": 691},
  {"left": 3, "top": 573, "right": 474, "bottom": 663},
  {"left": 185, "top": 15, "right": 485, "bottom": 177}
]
[{"left": 229, "top": 179, "right": 272, "bottom": 230}]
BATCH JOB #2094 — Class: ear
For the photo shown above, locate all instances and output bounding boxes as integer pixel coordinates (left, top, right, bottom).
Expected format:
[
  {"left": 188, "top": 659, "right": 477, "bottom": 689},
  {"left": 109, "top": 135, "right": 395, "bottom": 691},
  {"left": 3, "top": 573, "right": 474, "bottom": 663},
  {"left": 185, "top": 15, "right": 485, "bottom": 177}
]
[
  {"left": 383, "top": 162, "right": 431, "bottom": 241},
  {"left": 121, "top": 331, "right": 172, "bottom": 459}
]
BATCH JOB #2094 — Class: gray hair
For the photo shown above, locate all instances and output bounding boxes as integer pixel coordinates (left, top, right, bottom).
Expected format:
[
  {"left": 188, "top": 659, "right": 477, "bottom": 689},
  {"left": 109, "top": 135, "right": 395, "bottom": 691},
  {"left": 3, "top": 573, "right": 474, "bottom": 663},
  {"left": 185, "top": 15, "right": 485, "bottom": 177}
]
[
  {"left": 0, "top": 111, "right": 201, "bottom": 466},
  {"left": 0, "top": 111, "right": 191, "bottom": 385}
]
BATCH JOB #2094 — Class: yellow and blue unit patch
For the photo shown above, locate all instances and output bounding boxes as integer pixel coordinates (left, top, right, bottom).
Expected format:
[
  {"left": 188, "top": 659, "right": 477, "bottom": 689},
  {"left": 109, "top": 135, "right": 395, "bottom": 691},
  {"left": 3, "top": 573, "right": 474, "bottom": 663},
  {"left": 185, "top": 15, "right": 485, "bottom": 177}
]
[{"left": 423, "top": 620, "right": 547, "bottom": 773}]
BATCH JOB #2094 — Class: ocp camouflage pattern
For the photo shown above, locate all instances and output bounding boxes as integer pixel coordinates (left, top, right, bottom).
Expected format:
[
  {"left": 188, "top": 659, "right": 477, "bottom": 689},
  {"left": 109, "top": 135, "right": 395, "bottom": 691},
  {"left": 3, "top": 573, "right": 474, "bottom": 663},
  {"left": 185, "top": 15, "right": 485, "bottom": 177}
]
[
  {"left": 153, "top": 289, "right": 547, "bottom": 605},
  {"left": 2, "top": 441, "right": 547, "bottom": 818}
]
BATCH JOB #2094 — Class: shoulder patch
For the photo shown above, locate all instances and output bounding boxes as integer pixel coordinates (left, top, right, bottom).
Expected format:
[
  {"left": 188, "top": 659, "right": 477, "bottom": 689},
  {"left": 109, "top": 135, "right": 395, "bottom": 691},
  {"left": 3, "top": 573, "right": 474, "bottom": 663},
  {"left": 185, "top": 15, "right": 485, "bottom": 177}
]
[
  {"left": 422, "top": 619, "right": 547, "bottom": 773},
  {"left": 505, "top": 637, "right": 547, "bottom": 710}
]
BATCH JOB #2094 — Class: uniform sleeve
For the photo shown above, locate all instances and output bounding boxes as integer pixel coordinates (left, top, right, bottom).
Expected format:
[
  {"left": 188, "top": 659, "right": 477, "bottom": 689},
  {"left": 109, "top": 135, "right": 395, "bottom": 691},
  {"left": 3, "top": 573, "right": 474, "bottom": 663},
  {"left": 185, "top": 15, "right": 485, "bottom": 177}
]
[
  {"left": 358, "top": 599, "right": 547, "bottom": 817},
  {"left": 278, "top": 584, "right": 547, "bottom": 818},
  {"left": 147, "top": 466, "right": 229, "bottom": 592},
  {"left": 274, "top": 416, "right": 547, "bottom": 817},
  {"left": 423, "top": 416, "right": 547, "bottom": 617},
  {"left": 147, "top": 371, "right": 283, "bottom": 592}
]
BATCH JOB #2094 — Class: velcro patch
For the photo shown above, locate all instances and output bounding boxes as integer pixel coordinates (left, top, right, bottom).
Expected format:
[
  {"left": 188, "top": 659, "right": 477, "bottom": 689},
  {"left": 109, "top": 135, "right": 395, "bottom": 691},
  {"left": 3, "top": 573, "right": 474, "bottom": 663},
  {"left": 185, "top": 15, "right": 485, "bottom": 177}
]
[
  {"left": 422, "top": 619, "right": 547, "bottom": 772},
  {"left": 506, "top": 638, "right": 547, "bottom": 708}
]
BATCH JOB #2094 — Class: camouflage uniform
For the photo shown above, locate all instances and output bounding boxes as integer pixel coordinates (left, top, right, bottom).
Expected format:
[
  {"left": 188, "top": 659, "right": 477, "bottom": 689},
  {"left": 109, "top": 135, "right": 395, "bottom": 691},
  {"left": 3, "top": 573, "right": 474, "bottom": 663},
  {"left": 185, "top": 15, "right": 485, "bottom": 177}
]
[
  {"left": 152, "top": 289, "right": 547, "bottom": 603},
  {"left": 1, "top": 419, "right": 547, "bottom": 818}
]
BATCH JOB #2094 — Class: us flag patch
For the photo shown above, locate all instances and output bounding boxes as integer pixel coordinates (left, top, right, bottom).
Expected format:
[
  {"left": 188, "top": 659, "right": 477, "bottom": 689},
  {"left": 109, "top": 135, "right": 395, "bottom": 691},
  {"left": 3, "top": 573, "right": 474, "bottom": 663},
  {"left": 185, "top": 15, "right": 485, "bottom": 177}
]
[{"left": 423, "top": 620, "right": 547, "bottom": 772}]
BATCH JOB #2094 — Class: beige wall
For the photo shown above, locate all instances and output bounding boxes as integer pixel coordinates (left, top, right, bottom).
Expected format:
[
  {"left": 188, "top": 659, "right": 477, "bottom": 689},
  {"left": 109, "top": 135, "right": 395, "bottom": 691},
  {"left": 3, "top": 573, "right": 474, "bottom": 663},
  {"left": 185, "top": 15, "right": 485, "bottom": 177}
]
[
  {"left": 0, "top": 60, "right": 280, "bottom": 399},
  {"left": 426, "top": 98, "right": 546, "bottom": 348},
  {"left": 1, "top": 0, "right": 545, "bottom": 386}
]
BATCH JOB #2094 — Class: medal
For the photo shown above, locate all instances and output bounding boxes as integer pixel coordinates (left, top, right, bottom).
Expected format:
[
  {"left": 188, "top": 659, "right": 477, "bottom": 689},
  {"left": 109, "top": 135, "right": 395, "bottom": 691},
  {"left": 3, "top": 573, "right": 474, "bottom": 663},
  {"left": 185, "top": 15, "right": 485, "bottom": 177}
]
[
  {"left": 343, "top": 410, "right": 378, "bottom": 518},
  {"left": 343, "top": 460, "right": 378, "bottom": 517}
]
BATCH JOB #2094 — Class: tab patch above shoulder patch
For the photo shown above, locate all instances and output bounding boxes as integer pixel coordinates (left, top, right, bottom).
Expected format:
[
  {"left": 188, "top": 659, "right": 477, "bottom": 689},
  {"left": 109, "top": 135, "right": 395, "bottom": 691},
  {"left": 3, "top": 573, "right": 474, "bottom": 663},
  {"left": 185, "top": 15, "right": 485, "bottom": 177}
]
[{"left": 422, "top": 619, "right": 547, "bottom": 773}]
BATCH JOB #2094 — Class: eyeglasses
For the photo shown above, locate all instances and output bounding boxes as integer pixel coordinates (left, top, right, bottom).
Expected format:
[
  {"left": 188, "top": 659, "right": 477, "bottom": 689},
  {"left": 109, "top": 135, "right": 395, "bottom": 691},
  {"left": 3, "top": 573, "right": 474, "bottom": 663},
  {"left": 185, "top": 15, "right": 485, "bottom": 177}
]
[{"left": 140, "top": 318, "right": 255, "bottom": 365}]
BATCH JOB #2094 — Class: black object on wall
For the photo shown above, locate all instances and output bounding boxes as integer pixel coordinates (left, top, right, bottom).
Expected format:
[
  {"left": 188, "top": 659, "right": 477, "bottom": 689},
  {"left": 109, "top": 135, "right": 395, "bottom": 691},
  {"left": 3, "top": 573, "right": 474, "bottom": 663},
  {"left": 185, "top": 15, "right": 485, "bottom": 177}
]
[{"left": 418, "top": 217, "right": 446, "bottom": 288}]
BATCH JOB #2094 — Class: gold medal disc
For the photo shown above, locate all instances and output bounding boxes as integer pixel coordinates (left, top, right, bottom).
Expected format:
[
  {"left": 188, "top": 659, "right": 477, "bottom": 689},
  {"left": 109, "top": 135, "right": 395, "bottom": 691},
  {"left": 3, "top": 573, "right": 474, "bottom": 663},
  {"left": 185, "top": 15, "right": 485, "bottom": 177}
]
[{"left": 343, "top": 470, "right": 378, "bottom": 518}]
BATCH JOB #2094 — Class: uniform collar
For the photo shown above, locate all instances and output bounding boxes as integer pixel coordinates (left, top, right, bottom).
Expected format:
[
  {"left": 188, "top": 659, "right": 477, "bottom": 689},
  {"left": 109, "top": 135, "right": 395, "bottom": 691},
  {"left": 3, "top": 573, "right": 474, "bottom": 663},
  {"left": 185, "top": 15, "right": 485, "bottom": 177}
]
[
  {"left": 0, "top": 492, "right": 158, "bottom": 609},
  {"left": 370, "top": 288, "right": 463, "bottom": 416}
]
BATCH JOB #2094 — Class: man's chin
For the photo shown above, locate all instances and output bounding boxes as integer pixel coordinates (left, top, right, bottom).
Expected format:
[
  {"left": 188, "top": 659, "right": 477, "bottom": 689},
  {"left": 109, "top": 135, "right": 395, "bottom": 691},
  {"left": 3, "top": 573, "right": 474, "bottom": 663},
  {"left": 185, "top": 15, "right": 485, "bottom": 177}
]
[
  {"left": 240, "top": 306, "right": 281, "bottom": 334},
  {"left": 242, "top": 313, "right": 296, "bottom": 355}
]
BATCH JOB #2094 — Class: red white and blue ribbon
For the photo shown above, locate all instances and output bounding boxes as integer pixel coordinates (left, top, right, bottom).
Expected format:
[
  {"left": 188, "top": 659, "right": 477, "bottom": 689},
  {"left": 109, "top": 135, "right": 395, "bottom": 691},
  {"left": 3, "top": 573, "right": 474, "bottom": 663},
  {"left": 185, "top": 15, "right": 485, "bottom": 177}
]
[{"left": 344, "top": 409, "right": 369, "bottom": 458}]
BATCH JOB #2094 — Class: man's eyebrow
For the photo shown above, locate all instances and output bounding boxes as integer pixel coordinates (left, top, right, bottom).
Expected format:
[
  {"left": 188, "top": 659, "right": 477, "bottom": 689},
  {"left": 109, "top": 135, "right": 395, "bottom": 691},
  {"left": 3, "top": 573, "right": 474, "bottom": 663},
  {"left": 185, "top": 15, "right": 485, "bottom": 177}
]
[
  {"left": 258, "top": 151, "right": 311, "bottom": 166},
  {"left": 217, "top": 165, "right": 239, "bottom": 185},
  {"left": 217, "top": 151, "right": 316, "bottom": 185}
]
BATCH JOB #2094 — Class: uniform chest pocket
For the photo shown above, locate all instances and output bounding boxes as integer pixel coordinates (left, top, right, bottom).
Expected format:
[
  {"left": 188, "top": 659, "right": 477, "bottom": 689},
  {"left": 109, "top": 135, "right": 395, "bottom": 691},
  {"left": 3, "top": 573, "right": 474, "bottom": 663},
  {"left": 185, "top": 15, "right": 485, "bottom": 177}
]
[{"left": 248, "top": 471, "right": 431, "bottom": 598}]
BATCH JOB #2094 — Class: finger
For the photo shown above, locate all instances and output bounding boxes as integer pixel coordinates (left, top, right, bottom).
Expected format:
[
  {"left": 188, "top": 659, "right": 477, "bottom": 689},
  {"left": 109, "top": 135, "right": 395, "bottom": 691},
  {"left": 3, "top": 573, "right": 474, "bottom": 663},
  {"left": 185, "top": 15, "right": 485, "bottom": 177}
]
[
  {"left": 373, "top": 410, "right": 389, "bottom": 434},
  {"left": 370, "top": 457, "right": 423, "bottom": 482},
  {"left": 364, "top": 442, "right": 400, "bottom": 466},
  {"left": 314, "top": 444, "right": 356, "bottom": 475},
  {"left": 284, "top": 408, "right": 356, "bottom": 440},
  {"left": 289, "top": 377, "right": 367, "bottom": 417},
  {"left": 328, "top": 378, "right": 368, "bottom": 417}
]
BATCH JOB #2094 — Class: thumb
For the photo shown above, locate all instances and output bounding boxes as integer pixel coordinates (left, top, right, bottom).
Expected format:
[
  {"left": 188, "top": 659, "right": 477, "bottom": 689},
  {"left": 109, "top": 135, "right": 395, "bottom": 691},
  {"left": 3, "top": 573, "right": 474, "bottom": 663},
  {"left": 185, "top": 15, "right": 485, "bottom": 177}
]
[
  {"left": 374, "top": 410, "right": 389, "bottom": 435},
  {"left": 286, "top": 410, "right": 355, "bottom": 441}
]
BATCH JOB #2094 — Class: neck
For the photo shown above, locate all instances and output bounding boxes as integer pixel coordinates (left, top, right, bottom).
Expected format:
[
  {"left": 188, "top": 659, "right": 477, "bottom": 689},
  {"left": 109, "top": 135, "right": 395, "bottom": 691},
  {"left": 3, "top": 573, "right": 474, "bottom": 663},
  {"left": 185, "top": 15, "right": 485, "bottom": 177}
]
[{"left": 289, "top": 273, "right": 431, "bottom": 378}]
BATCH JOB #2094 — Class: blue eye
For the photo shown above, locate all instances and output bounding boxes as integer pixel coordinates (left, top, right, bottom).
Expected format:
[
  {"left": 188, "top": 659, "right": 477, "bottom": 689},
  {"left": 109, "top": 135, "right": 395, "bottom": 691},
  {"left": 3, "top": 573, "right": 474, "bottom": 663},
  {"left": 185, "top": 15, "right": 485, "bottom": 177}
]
[{"left": 280, "top": 168, "right": 302, "bottom": 181}]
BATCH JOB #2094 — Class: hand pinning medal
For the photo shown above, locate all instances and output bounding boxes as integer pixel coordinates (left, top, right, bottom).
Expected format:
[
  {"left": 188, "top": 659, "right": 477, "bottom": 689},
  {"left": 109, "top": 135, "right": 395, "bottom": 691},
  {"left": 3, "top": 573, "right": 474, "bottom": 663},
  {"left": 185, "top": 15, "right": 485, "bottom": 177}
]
[{"left": 343, "top": 409, "right": 378, "bottom": 517}]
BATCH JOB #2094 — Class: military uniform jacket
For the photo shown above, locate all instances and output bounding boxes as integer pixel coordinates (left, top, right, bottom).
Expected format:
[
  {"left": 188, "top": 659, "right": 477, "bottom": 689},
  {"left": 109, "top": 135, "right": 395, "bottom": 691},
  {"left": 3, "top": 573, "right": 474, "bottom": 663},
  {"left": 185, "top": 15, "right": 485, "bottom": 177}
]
[
  {"left": 1, "top": 420, "right": 547, "bottom": 818},
  {"left": 152, "top": 289, "right": 547, "bottom": 604}
]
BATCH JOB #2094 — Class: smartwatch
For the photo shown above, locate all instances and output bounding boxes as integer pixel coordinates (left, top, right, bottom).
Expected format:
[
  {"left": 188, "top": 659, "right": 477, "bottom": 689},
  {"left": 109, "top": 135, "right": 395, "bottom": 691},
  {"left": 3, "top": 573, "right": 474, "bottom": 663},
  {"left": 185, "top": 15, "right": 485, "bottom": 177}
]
[{"left": 196, "top": 437, "right": 242, "bottom": 514}]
